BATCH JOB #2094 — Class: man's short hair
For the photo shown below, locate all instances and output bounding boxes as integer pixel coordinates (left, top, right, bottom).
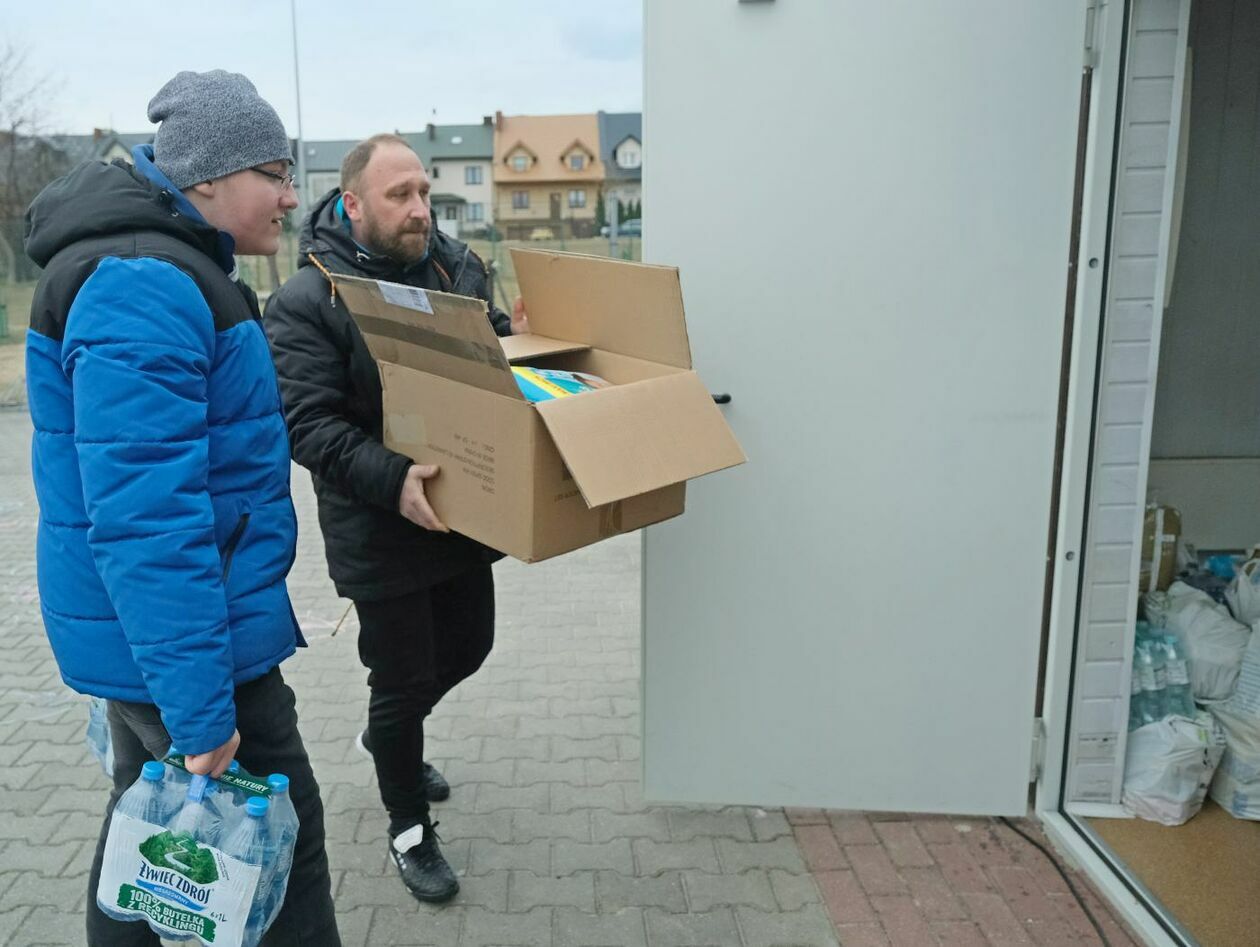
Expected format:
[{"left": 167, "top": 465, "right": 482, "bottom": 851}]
[{"left": 340, "top": 133, "right": 415, "bottom": 194}]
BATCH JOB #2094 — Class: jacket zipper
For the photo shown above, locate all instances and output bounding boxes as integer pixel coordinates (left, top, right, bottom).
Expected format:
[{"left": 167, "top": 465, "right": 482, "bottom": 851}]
[{"left": 221, "top": 513, "right": 250, "bottom": 583}]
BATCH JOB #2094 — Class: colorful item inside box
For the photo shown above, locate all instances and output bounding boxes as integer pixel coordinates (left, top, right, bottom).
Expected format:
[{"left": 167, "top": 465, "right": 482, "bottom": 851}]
[{"left": 511, "top": 366, "right": 610, "bottom": 403}]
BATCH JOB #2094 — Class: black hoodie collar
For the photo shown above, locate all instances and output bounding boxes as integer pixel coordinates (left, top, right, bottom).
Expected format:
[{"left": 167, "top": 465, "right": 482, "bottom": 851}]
[
  {"left": 298, "top": 187, "right": 441, "bottom": 283},
  {"left": 24, "top": 152, "right": 233, "bottom": 272}
]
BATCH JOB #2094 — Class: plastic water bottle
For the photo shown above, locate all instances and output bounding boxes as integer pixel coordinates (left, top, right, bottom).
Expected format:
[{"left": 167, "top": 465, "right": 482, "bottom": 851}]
[
  {"left": 115, "top": 760, "right": 167, "bottom": 824},
  {"left": 1128, "top": 655, "right": 1147, "bottom": 731},
  {"left": 86, "top": 698, "right": 114, "bottom": 776},
  {"left": 222, "top": 796, "right": 272, "bottom": 944},
  {"left": 223, "top": 795, "right": 271, "bottom": 864},
  {"left": 266, "top": 775, "right": 296, "bottom": 873},
  {"left": 1163, "top": 635, "right": 1195, "bottom": 717},
  {"left": 262, "top": 774, "right": 296, "bottom": 922},
  {"left": 1136, "top": 644, "right": 1163, "bottom": 724},
  {"left": 1148, "top": 638, "right": 1169, "bottom": 717},
  {"left": 171, "top": 773, "right": 220, "bottom": 842}
]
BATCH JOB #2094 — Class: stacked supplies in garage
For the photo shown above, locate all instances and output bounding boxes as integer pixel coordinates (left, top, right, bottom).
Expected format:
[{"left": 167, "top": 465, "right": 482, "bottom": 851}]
[
  {"left": 1125, "top": 507, "right": 1260, "bottom": 823},
  {"left": 1122, "top": 504, "right": 1253, "bottom": 823}
]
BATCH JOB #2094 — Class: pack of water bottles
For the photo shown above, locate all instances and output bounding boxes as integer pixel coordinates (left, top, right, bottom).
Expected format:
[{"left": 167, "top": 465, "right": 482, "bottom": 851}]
[
  {"left": 1122, "top": 619, "right": 1230, "bottom": 823},
  {"left": 96, "top": 755, "right": 298, "bottom": 946},
  {"left": 1127, "top": 621, "right": 1197, "bottom": 731}
]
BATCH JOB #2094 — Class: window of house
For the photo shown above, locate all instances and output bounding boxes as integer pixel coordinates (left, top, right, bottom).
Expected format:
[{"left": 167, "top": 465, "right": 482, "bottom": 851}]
[
  {"left": 444, "top": 205, "right": 458, "bottom": 220},
  {"left": 465, "top": 165, "right": 483, "bottom": 186},
  {"left": 512, "top": 191, "right": 529, "bottom": 210},
  {"left": 568, "top": 189, "right": 587, "bottom": 209},
  {"left": 512, "top": 154, "right": 528, "bottom": 172},
  {"left": 431, "top": 165, "right": 440, "bottom": 179},
  {"left": 618, "top": 148, "right": 641, "bottom": 169},
  {"left": 569, "top": 154, "right": 585, "bottom": 171},
  {"left": 467, "top": 203, "right": 485, "bottom": 222},
  {"left": 306, "top": 172, "right": 341, "bottom": 196}
]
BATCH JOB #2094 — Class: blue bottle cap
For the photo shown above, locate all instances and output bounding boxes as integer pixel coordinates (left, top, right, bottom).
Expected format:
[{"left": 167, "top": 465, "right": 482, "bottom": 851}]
[
  {"left": 266, "top": 773, "right": 289, "bottom": 794},
  {"left": 246, "top": 796, "right": 270, "bottom": 818},
  {"left": 141, "top": 761, "right": 165, "bottom": 782},
  {"left": 228, "top": 760, "right": 240, "bottom": 774}
]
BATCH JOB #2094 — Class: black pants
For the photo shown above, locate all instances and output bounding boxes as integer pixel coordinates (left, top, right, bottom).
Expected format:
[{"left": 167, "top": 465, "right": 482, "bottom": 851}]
[
  {"left": 356, "top": 565, "right": 495, "bottom": 833},
  {"left": 85, "top": 668, "right": 340, "bottom": 947}
]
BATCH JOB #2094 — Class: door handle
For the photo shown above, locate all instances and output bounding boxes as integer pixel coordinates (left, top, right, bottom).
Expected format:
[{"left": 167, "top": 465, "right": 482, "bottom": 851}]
[{"left": 712, "top": 393, "right": 732, "bottom": 405}]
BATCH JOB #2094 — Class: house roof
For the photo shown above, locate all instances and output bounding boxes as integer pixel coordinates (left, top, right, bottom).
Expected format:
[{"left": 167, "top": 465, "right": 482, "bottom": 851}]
[
  {"left": 46, "top": 130, "right": 153, "bottom": 164},
  {"left": 299, "top": 139, "right": 358, "bottom": 174},
  {"left": 297, "top": 124, "right": 493, "bottom": 179},
  {"left": 493, "top": 113, "right": 603, "bottom": 184},
  {"left": 405, "top": 122, "right": 494, "bottom": 163},
  {"left": 598, "top": 111, "right": 642, "bottom": 182}
]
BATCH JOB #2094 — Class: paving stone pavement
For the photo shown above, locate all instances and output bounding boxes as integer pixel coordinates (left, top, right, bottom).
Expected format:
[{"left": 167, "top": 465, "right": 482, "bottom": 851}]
[{"left": 0, "top": 408, "right": 1144, "bottom": 946}]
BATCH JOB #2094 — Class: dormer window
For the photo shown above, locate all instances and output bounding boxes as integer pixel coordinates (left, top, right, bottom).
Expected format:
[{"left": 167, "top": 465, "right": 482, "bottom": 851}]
[
  {"left": 615, "top": 138, "right": 642, "bottom": 170},
  {"left": 569, "top": 154, "right": 585, "bottom": 171},
  {"left": 512, "top": 154, "right": 529, "bottom": 172}
]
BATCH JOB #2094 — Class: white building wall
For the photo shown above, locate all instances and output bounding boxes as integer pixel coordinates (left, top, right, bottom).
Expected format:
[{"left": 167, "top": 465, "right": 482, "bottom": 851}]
[{"left": 431, "top": 159, "right": 494, "bottom": 226}]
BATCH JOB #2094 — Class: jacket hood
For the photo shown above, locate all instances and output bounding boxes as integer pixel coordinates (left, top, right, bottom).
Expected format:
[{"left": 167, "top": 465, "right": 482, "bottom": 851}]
[
  {"left": 25, "top": 145, "right": 231, "bottom": 270},
  {"left": 298, "top": 186, "right": 441, "bottom": 280}
]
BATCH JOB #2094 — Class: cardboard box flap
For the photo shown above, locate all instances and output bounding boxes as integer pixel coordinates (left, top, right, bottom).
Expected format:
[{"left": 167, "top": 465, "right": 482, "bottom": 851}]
[
  {"left": 335, "top": 274, "right": 522, "bottom": 400},
  {"left": 511, "top": 249, "right": 693, "bottom": 369},
  {"left": 500, "top": 333, "right": 591, "bottom": 364},
  {"left": 534, "top": 371, "right": 747, "bottom": 508}
]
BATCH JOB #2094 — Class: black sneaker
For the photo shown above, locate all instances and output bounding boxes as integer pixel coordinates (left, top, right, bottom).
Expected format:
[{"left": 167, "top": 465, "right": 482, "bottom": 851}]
[
  {"left": 355, "top": 729, "right": 452, "bottom": 802},
  {"left": 388, "top": 822, "right": 459, "bottom": 903}
]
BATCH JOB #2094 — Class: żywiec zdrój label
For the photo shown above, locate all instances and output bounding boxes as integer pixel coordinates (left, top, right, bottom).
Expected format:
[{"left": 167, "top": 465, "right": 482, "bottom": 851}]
[{"left": 99, "top": 813, "right": 259, "bottom": 945}]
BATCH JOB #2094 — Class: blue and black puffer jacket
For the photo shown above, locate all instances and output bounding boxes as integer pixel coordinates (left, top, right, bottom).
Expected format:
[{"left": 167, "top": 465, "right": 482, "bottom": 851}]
[{"left": 24, "top": 145, "right": 302, "bottom": 755}]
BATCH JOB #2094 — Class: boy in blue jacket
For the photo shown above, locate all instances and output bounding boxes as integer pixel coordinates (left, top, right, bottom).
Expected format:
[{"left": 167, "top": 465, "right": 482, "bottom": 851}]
[{"left": 24, "top": 70, "right": 340, "bottom": 945}]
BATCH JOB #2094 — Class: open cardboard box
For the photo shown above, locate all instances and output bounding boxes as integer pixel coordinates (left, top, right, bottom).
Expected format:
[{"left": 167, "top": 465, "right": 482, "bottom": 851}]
[{"left": 335, "top": 248, "right": 746, "bottom": 562}]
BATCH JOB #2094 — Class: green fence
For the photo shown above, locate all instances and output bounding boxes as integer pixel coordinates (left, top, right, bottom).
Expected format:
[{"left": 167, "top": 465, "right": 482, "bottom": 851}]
[{"left": 238, "top": 231, "right": 642, "bottom": 310}]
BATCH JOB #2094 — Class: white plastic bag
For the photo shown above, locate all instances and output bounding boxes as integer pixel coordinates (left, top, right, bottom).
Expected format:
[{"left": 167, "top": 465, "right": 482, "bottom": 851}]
[
  {"left": 1209, "top": 630, "right": 1260, "bottom": 819},
  {"left": 1122, "top": 712, "right": 1225, "bottom": 825},
  {"left": 1160, "top": 582, "right": 1250, "bottom": 701},
  {"left": 1226, "top": 558, "right": 1260, "bottom": 625}
]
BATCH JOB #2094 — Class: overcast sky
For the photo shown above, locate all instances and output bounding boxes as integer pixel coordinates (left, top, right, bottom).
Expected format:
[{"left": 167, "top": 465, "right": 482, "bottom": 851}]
[{"left": 7, "top": 0, "right": 643, "bottom": 139}]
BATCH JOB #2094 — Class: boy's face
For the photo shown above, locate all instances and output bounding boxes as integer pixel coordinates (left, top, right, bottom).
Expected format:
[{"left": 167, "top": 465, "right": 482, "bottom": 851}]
[{"left": 190, "top": 160, "right": 299, "bottom": 256}]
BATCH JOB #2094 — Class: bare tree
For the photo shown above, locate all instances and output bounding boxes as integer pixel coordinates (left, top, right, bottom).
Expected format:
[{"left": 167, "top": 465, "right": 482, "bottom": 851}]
[{"left": 0, "top": 42, "right": 63, "bottom": 280}]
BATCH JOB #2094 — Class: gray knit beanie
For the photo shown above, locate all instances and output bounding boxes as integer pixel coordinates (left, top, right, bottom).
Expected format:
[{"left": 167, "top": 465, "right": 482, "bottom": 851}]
[{"left": 148, "top": 70, "right": 293, "bottom": 190}]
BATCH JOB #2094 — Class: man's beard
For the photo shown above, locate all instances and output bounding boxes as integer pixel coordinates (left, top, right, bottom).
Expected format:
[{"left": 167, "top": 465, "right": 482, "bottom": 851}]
[{"left": 364, "top": 217, "right": 429, "bottom": 266}]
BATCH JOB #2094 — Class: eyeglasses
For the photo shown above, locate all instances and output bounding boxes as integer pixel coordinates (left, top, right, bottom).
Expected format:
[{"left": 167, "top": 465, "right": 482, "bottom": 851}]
[{"left": 250, "top": 166, "right": 296, "bottom": 190}]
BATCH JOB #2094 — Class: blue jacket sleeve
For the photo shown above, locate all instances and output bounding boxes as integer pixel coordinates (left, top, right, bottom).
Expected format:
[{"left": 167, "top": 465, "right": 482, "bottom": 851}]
[{"left": 62, "top": 256, "right": 236, "bottom": 756}]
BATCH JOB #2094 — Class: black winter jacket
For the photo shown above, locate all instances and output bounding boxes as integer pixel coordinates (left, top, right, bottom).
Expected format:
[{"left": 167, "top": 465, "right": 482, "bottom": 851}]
[{"left": 264, "top": 188, "right": 510, "bottom": 601}]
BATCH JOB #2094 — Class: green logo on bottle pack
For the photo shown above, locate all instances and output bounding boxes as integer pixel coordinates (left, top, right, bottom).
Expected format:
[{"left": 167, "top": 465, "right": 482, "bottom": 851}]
[
  {"left": 116, "top": 884, "right": 218, "bottom": 941},
  {"left": 138, "top": 831, "right": 220, "bottom": 885}
]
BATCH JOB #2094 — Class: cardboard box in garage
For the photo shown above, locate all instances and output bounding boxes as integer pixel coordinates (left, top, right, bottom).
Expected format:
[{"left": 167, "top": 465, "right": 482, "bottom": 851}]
[{"left": 336, "top": 248, "right": 746, "bottom": 562}]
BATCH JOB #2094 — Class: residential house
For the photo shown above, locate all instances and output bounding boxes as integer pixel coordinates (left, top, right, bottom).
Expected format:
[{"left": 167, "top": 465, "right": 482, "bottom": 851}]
[
  {"left": 597, "top": 111, "right": 641, "bottom": 221},
  {"left": 406, "top": 119, "right": 495, "bottom": 237},
  {"left": 45, "top": 129, "right": 153, "bottom": 165},
  {"left": 492, "top": 112, "right": 603, "bottom": 239},
  {"left": 297, "top": 139, "right": 358, "bottom": 205}
]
